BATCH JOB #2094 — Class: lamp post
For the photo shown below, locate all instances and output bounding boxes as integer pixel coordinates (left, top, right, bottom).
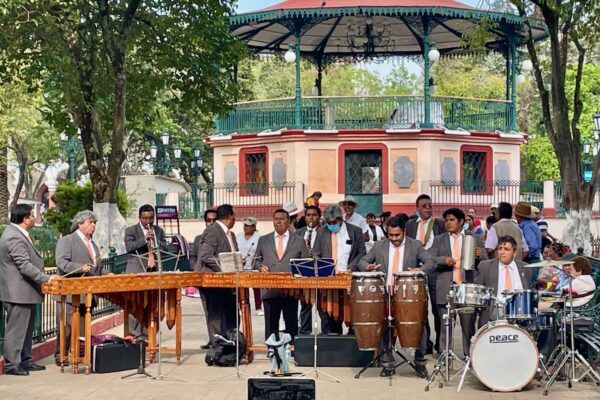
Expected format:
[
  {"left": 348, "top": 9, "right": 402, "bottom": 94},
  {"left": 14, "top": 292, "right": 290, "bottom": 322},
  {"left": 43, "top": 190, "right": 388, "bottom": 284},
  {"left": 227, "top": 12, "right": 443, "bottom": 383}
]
[
  {"left": 149, "top": 131, "right": 182, "bottom": 176},
  {"left": 60, "top": 132, "right": 81, "bottom": 180},
  {"left": 582, "top": 112, "right": 600, "bottom": 182}
]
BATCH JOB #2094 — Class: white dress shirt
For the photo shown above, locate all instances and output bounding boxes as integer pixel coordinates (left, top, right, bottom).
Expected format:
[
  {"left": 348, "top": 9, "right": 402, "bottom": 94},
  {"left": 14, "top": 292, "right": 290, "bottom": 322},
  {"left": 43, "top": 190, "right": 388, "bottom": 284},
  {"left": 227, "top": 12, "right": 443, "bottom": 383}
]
[
  {"left": 274, "top": 230, "right": 290, "bottom": 257},
  {"left": 12, "top": 223, "right": 31, "bottom": 240},
  {"left": 236, "top": 231, "right": 261, "bottom": 270},
  {"left": 366, "top": 224, "right": 385, "bottom": 252},
  {"left": 303, "top": 226, "right": 318, "bottom": 249},
  {"left": 497, "top": 259, "right": 523, "bottom": 296},
  {"left": 345, "top": 212, "right": 369, "bottom": 233},
  {"left": 416, "top": 217, "right": 435, "bottom": 250},
  {"left": 334, "top": 223, "right": 352, "bottom": 272},
  {"left": 386, "top": 241, "right": 406, "bottom": 287}
]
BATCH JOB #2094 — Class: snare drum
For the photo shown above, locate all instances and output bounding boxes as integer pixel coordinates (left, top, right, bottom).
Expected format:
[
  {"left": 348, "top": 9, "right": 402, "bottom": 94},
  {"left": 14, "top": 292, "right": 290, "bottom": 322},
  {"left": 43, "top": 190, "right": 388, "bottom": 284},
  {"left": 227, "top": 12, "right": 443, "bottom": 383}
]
[
  {"left": 505, "top": 289, "right": 538, "bottom": 320},
  {"left": 393, "top": 271, "right": 427, "bottom": 349},
  {"left": 470, "top": 321, "right": 539, "bottom": 392},
  {"left": 449, "top": 283, "right": 494, "bottom": 308},
  {"left": 350, "top": 272, "right": 386, "bottom": 351}
]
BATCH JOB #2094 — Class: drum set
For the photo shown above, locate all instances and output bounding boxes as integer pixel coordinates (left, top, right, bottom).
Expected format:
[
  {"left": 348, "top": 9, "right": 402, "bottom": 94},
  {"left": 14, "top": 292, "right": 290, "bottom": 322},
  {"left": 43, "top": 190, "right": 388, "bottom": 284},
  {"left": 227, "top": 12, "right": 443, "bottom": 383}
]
[
  {"left": 349, "top": 270, "right": 428, "bottom": 383},
  {"left": 425, "top": 259, "right": 600, "bottom": 394}
]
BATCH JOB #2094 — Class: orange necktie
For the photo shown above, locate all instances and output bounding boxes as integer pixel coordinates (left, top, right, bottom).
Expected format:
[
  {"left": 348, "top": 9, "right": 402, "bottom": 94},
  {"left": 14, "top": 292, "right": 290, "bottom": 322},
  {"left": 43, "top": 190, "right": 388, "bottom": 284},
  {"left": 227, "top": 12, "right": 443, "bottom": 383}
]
[
  {"left": 419, "top": 220, "right": 426, "bottom": 243},
  {"left": 276, "top": 234, "right": 284, "bottom": 259},
  {"left": 85, "top": 237, "right": 95, "bottom": 264},
  {"left": 504, "top": 265, "right": 513, "bottom": 290},
  {"left": 331, "top": 232, "right": 338, "bottom": 261},
  {"left": 452, "top": 234, "right": 462, "bottom": 284},
  {"left": 392, "top": 246, "right": 400, "bottom": 273}
]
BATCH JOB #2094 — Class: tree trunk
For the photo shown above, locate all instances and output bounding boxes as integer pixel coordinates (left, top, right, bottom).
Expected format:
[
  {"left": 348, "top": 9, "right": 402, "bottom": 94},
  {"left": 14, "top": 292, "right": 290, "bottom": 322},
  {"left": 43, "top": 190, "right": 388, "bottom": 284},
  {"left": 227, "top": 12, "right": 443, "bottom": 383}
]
[
  {"left": 9, "top": 142, "right": 27, "bottom": 211},
  {"left": 0, "top": 144, "right": 9, "bottom": 223}
]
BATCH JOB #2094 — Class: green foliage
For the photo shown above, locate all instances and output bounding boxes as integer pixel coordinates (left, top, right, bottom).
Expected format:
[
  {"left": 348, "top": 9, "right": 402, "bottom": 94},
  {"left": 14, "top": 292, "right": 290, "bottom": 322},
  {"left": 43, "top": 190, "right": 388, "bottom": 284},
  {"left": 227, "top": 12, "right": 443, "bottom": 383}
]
[
  {"left": 521, "top": 136, "right": 560, "bottom": 181},
  {"left": 432, "top": 55, "right": 506, "bottom": 99},
  {"left": 44, "top": 182, "right": 130, "bottom": 235}
]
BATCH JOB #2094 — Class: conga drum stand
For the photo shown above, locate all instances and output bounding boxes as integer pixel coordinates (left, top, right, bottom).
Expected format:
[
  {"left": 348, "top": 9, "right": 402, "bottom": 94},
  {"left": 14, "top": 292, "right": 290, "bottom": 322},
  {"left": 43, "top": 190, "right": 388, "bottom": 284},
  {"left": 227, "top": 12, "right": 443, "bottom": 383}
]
[
  {"left": 425, "top": 301, "right": 467, "bottom": 391},
  {"left": 355, "top": 286, "right": 417, "bottom": 386}
]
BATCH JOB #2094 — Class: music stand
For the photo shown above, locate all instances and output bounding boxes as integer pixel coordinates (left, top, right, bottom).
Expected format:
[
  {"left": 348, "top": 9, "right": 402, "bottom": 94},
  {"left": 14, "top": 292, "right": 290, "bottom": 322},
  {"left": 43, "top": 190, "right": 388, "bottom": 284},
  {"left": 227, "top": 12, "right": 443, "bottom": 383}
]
[
  {"left": 293, "top": 257, "right": 341, "bottom": 383},
  {"left": 212, "top": 252, "right": 252, "bottom": 381}
]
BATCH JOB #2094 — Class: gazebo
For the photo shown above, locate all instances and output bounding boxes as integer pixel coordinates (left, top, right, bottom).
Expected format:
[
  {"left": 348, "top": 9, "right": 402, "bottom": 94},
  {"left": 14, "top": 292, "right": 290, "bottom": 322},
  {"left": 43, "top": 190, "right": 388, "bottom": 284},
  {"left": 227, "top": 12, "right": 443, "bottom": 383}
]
[{"left": 205, "top": 0, "right": 548, "bottom": 217}]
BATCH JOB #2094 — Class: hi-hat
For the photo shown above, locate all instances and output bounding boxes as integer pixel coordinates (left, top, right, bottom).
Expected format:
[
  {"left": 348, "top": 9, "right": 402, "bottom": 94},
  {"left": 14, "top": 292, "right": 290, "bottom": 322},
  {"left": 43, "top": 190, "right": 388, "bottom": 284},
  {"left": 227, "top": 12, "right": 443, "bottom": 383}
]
[{"left": 524, "top": 259, "right": 574, "bottom": 268}]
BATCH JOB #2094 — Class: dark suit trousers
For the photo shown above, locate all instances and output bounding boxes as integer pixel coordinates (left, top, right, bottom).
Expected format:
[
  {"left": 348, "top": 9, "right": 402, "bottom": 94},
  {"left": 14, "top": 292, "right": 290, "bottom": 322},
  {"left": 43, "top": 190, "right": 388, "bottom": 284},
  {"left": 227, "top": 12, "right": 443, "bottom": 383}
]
[
  {"left": 263, "top": 296, "right": 298, "bottom": 341},
  {"left": 3, "top": 303, "right": 36, "bottom": 370},
  {"left": 426, "top": 273, "right": 441, "bottom": 351},
  {"left": 299, "top": 300, "right": 312, "bottom": 335},
  {"left": 55, "top": 302, "right": 87, "bottom": 359},
  {"left": 203, "top": 288, "right": 237, "bottom": 345},
  {"left": 437, "top": 305, "right": 476, "bottom": 357},
  {"left": 380, "top": 322, "right": 428, "bottom": 367}
]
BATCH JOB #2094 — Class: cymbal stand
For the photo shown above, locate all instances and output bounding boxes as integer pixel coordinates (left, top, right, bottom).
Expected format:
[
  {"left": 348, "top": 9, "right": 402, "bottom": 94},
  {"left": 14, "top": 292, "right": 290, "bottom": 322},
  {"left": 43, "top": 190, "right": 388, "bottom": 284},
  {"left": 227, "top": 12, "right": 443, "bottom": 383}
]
[
  {"left": 541, "top": 273, "right": 600, "bottom": 395},
  {"left": 425, "top": 300, "right": 467, "bottom": 391},
  {"left": 354, "top": 285, "right": 418, "bottom": 385},
  {"left": 300, "top": 257, "right": 341, "bottom": 383},
  {"left": 212, "top": 255, "right": 252, "bottom": 381}
]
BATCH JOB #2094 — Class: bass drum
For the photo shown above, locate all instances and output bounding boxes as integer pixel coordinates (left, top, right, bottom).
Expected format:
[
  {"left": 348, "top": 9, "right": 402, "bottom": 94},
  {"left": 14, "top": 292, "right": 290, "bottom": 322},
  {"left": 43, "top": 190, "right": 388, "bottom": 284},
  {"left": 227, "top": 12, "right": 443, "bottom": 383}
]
[{"left": 470, "top": 321, "right": 538, "bottom": 392}]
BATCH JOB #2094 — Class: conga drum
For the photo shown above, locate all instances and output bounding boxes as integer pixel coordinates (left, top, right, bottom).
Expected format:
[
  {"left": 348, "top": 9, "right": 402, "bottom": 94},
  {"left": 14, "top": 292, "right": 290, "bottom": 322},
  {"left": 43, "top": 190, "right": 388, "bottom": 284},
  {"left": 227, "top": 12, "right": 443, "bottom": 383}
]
[
  {"left": 393, "top": 271, "right": 428, "bottom": 348},
  {"left": 350, "top": 272, "right": 386, "bottom": 351}
]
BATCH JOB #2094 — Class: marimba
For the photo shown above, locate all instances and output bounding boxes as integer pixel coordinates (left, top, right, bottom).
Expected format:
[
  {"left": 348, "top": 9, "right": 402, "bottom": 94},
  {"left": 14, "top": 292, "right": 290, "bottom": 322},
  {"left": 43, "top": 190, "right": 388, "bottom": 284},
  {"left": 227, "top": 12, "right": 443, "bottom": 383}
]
[
  {"left": 42, "top": 272, "right": 202, "bottom": 374},
  {"left": 200, "top": 271, "right": 352, "bottom": 361},
  {"left": 43, "top": 271, "right": 353, "bottom": 370}
]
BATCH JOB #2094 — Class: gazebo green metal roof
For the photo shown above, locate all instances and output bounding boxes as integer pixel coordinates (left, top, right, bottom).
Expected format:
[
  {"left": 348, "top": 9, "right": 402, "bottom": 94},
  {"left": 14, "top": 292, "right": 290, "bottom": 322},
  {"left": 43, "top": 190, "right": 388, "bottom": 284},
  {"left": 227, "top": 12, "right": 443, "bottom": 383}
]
[{"left": 231, "top": 0, "right": 547, "bottom": 58}]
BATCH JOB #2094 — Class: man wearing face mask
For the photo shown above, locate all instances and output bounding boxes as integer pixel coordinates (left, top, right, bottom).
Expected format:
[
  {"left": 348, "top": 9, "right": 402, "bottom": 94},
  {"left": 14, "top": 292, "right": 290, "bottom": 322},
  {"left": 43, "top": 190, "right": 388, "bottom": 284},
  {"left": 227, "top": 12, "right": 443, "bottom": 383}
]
[{"left": 313, "top": 204, "right": 366, "bottom": 334}]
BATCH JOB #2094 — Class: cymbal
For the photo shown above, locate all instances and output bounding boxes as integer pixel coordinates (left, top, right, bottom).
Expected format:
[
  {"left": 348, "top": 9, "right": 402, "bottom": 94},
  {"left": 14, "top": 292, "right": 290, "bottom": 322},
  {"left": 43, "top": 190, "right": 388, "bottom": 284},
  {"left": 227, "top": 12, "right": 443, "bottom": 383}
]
[{"left": 523, "top": 259, "right": 574, "bottom": 268}]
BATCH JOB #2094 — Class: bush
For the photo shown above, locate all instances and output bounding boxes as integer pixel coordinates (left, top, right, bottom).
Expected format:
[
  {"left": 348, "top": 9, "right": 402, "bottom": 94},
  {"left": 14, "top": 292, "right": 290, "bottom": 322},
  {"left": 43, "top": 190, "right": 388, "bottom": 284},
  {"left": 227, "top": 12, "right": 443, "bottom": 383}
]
[{"left": 44, "top": 181, "right": 130, "bottom": 235}]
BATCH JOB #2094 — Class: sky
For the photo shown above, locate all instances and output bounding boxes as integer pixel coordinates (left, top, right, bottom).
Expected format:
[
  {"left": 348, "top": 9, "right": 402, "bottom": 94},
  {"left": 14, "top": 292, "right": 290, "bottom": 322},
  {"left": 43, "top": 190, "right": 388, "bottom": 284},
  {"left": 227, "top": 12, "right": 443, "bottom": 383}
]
[{"left": 235, "top": 0, "right": 483, "bottom": 78}]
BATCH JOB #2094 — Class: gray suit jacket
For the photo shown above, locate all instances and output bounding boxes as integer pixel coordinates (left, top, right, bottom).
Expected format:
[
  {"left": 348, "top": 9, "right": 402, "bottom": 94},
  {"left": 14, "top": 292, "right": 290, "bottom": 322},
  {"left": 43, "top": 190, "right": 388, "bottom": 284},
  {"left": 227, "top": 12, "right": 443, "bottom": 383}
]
[
  {"left": 189, "top": 230, "right": 208, "bottom": 272},
  {"left": 198, "top": 223, "right": 238, "bottom": 272},
  {"left": 358, "top": 237, "right": 432, "bottom": 279},
  {"left": 253, "top": 232, "right": 308, "bottom": 299},
  {"left": 124, "top": 223, "right": 166, "bottom": 273},
  {"left": 0, "top": 224, "right": 50, "bottom": 304},
  {"left": 423, "top": 232, "right": 488, "bottom": 305},
  {"left": 312, "top": 222, "right": 366, "bottom": 272},
  {"left": 55, "top": 231, "right": 106, "bottom": 303}
]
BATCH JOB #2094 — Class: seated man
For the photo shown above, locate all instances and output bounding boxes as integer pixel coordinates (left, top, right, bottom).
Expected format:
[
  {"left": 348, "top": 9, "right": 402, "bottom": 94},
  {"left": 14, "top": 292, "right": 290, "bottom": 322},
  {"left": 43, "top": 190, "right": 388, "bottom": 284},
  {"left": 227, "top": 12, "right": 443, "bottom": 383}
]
[
  {"left": 358, "top": 216, "right": 432, "bottom": 378},
  {"left": 475, "top": 235, "right": 531, "bottom": 326}
]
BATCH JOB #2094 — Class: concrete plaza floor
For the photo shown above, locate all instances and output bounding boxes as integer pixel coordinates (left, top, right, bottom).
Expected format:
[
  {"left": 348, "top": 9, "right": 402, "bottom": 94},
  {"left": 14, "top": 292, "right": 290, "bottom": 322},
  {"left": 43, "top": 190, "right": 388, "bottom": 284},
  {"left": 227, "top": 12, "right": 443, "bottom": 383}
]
[{"left": 1, "top": 296, "right": 599, "bottom": 400}]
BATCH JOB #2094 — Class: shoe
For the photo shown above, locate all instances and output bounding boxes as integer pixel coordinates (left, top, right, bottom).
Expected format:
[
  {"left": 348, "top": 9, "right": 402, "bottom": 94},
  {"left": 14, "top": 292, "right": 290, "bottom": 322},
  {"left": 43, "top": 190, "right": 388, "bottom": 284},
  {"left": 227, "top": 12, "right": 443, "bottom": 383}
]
[
  {"left": 380, "top": 368, "right": 396, "bottom": 377},
  {"left": 54, "top": 359, "right": 70, "bottom": 367},
  {"left": 22, "top": 363, "right": 46, "bottom": 372},
  {"left": 5, "top": 367, "right": 29, "bottom": 376},
  {"left": 415, "top": 365, "right": 429, "bottom": 379},
  {"left": 200, "top": 343, "right": 212, "bottom": 350},
  {"left": 256, "top": 309, "right": 264, "bottom": 316}
]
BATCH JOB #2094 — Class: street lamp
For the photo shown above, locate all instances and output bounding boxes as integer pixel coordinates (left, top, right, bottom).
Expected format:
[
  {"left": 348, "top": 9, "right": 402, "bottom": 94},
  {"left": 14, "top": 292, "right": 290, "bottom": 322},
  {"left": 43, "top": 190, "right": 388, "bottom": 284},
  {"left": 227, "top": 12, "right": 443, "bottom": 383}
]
[
  {"left": 59, "top": 132, "right": 81, "bottom": 180},
  {"left": 149, "top": 131, "right": 178, "bottom": 176},
  {"left": 191, "top": 147, "right": 203, "bottom": 178}
]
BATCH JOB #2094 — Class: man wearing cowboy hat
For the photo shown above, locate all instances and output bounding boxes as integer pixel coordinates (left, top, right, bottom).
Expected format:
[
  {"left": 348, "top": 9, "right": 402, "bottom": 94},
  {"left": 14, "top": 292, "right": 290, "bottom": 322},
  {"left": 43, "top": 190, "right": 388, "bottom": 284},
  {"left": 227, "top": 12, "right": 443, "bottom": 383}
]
[
  {"left": 339, "top": 195, "right": 369, "bottom": 242},
  {"left": 514, "top": 201, "right": 541, "bottom": 263}
]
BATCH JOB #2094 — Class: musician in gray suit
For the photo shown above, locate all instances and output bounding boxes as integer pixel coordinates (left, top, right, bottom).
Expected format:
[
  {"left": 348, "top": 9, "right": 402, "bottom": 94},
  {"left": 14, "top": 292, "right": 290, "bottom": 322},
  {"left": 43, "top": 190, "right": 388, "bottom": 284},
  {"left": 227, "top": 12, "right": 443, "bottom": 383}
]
[
  {"left": 358, "top": 216, "right": 432, "bottom": 378},
  {"left": 475, "top": 235, "right": 531, "bottom": 327},
  {"left": 198, "top": 204, "right": 238, "bottom": 346},
  {"left": 313, "top": 204, "right": 366, "bottom": 334},
  {"left": 54, "top": 210, "right": 110, "bottom": 365},
  {"left": 405, "top": 194, "right": 446, "bottom": 353},
  {"left": 124, "top": 204, "right": 167, "bottom": 274},
  {"left": 422, "top": 208, "right": 487, "bottom": 356},
  {"left": 255, "top": 209, "right": 308, "bottom": 340},
  {"left": 0, "top": 204, "right": 58, "bottom": 375},
  {"left": 295, "top": 205, "right": 320, "bottom": 335}
]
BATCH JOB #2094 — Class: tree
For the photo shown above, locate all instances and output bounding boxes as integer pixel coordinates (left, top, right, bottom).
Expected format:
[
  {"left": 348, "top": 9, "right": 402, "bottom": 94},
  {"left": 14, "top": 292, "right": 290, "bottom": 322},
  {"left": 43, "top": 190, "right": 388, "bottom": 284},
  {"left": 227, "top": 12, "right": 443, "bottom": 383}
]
[
  {"left": 1, "top": 1, "right": 244, "bottom": 253},
  {"left": 512, "top": 0, "right": 600, "bottom": 252}
]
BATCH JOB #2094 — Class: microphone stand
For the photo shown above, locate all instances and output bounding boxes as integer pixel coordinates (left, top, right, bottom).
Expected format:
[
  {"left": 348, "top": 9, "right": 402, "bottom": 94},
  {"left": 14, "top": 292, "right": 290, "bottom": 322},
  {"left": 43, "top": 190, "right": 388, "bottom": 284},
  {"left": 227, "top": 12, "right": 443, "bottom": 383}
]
[{"left": 150, "top": 226, "right": 184, "bottom": 382}]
